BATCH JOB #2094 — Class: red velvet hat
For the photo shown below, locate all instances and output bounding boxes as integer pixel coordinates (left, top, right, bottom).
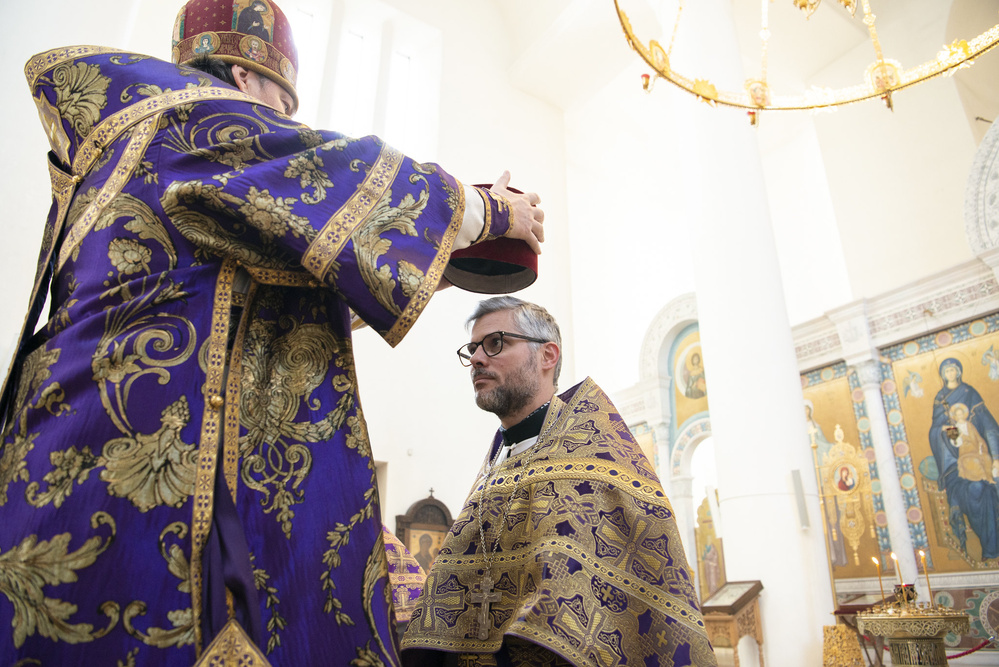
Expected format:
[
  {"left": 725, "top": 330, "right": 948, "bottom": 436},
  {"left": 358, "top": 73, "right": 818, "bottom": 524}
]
[
  {"left": 446, "top": 238, "right": 538, "bottom": 294},
  {"left": 444, "top": 185, "right": 539, "bottom": 294},
  {"left": 172, "top": 0, "right": 299, "bottom": 113}
]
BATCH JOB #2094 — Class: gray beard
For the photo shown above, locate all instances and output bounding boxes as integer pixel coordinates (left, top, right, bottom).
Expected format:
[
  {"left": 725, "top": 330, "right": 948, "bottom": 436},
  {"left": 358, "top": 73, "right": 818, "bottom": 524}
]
[
  {"left": 474, "top": 358, "right": 540, "bottom": 421},
  {"left": 475, "top": 382, "right": 536, "bottom": 420}
]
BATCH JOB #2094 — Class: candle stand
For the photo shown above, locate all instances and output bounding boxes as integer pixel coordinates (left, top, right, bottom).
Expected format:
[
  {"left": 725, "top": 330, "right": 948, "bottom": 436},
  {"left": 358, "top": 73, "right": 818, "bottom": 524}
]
[{"left": 856, "top": 586, "right": 970, "bottom": 667}]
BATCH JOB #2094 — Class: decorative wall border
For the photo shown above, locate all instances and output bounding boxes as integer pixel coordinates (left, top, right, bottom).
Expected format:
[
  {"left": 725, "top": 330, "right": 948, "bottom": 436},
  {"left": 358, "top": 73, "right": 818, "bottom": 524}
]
[
  {"left": 793, "top": 258, "right": 999, "bottom": 371},
  {"left": 670, "top": 416, "right": 712, "bottom": 477}
]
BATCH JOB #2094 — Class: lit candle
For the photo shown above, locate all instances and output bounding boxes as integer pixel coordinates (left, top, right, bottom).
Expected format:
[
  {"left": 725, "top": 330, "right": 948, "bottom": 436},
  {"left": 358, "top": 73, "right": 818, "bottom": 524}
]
[
  {"left": 919, "top": 550, "right": 933, "bottom": 606},
  {"left": 872, "top": 556, "right": 885, "bottom": 602},
  {"left": 890, "top": 552, "right": 904, "bottom": 585}
]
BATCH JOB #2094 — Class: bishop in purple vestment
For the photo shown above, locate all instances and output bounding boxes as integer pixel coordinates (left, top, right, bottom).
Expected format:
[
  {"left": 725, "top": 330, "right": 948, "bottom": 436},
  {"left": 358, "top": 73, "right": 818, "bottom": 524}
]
[{"left": 0, "top": 1, "right": 545, "bottom": 664}]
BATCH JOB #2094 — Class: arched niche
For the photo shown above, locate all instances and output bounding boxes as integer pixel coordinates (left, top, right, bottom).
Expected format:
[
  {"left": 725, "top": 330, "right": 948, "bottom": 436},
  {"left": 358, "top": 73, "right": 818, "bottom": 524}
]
[
  {"left": 395, "top": 494, "right": 453, "bottom": 573},
  {"left": 671, "top": 416, "right": 713, "bottom": 478},
  {"left": 639, "top": 293, "right": 700, "bottom": 383},
  {"left": 632, "top": 293, "right": 719, "bottom": 587}
]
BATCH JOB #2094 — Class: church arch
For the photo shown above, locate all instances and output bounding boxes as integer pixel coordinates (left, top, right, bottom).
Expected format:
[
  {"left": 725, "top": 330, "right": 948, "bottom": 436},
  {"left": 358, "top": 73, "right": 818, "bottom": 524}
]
[
  {"left": 965, "top": 117, "right": 999, "bottom": 254},
  {"left": 639, "top": 293, "right": 699, "bottom": 383},
  {"left": 671, "top": 416, "right": 713, "bottom": 478}
]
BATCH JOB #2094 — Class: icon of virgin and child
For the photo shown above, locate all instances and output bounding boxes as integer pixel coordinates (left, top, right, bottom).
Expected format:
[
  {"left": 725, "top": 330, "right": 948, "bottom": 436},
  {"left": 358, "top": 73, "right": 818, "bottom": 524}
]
[{"left": 928, "top": 358, "right": 999, "bottom": 561}]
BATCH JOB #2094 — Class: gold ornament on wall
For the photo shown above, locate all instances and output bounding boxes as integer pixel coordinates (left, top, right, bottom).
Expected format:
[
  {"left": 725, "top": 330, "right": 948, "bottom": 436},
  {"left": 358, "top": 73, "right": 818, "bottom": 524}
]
[{"left": 812, "top": 424, "right": 876, "bottom": 566}]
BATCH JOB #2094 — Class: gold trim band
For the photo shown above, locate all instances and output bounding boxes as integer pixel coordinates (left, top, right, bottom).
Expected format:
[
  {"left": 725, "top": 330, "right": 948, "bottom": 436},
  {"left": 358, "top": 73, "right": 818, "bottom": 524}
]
[
  {"left": 384, "top": 180, "right": 465, "bottom": 347},
  {"left": 24, "top": 45, "right": 126, "bottom": 90},
  {"left": 57, "top": 115, "right": 161, "bottom": 271},
  {"left": 303, "top": 142, "right": 404, "bottom": 282},
  {"left": 74, "top": 87, "right": 260, "bottom": 177},
  {"left": 190, "top": 257, "right": 239, "bottom": 654}
]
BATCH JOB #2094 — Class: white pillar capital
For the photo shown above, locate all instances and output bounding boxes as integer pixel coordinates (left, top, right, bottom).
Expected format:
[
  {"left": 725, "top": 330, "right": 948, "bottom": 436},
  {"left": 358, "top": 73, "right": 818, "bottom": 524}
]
[
  {"left": 827, "top": 300, "right": 878, "bottom": 368},
  {"left": 671, "top": 474, "right": 694, "bottom": 498},
  {"left": 852, "top": 359, "right": 881, "bottom": 391}
]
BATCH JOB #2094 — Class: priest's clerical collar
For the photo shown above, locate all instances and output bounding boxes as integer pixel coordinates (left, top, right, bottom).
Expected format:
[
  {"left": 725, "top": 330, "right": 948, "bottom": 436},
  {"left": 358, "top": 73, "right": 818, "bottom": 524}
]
[{"left": 501, "top": 401, "right": 550, "bottom": 446}]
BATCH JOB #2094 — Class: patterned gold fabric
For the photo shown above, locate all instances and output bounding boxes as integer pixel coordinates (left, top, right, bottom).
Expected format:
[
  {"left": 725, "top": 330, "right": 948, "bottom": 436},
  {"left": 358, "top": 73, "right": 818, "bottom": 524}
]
[
  {"left": 384, "top": 526, "right": 427, "bottom": 623},
  {"left": 402, "top": 378, "right": 717, "bottom": 666},
  {"left": 2, "top": 46, "right": 508, "bottom": 665}
]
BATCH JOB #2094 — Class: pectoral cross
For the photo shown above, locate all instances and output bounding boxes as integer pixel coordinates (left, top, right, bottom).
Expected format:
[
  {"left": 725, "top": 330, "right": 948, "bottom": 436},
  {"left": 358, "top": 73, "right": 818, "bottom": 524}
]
[{"left": 470, "top": 572, "right": 501, "bottom": 640}]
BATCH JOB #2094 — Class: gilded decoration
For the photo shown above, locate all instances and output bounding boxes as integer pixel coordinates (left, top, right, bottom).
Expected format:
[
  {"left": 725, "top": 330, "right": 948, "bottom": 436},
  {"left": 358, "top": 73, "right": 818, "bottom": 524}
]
[
  {"left": 34, "top": 93, "right": 72, "bottom": 166},
  {"left": 249, "top": 553, "right": 287, "bottom": 655},
  {"left": 817, "top": 424, "right": 876, "bottom": 566},
  {"left": 284, "top": 151, "right": 334, "bottom": 204},
  {"left": 121, "top": 522, "right": 196, "bottom": 649},
  {"left": 802, "top": 364, "right": 885, "bottom": 580},
  {"left": 614, "top": 0, "right": 999, "bottom": 114},
  {"left": 0, "top": 512, "right": 117, "bottom": 648},
  {"left": 46, "top": 60, "right": 111, "bottom": 140},
  {"left": 191, "top": 257, "right": 239, "bottom": 653},
  {"left": 1, "top": 342, "right": 66, "bottom": 505},
  {"left": 352, "top": 185, "right": 430, "bottom": 317},
  {"left": 383, "top": 526, "right": 426, "bottom": 624},
  {"left": 239, "top": 306, "right": 348, "bottom": 536},
  {"left": 100, "top": 397, "right": 198, "bottom": 511},
  {"left": 74, "top": 86, "right": 260, "bottom": 177},
  {"left": 383, "top": 176, "right": 464, "bottom": 348},
  {"left": 822, "top": 624, "right": 865, "bottom": 667},
  {"left": 193, "top": 619, "right": 272, "bottom": 667},
  {"left": 671, "top": 325, "right": 708, "bottom": 428},
  {"left": 694, "top": 496, "right": 726, "bottom": 603}
]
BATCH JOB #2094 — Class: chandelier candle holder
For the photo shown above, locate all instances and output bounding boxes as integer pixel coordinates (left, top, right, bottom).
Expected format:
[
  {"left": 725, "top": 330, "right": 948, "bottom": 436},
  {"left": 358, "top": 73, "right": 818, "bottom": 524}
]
[{"left": 615, "top": 0, "right": 999, "bottom": 122}]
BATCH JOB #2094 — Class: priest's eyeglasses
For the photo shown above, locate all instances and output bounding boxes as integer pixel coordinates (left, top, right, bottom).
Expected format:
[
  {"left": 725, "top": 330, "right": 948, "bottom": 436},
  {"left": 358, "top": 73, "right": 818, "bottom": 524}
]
[{"left": 457, "top": 331, "right": 548, "bottom": 366}]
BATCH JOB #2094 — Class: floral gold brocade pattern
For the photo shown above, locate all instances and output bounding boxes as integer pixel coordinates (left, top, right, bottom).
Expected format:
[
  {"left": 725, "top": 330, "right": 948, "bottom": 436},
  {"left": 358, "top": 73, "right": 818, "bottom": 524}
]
[{"left": 3, "top": 46, "right": 492, "bottom": 664}]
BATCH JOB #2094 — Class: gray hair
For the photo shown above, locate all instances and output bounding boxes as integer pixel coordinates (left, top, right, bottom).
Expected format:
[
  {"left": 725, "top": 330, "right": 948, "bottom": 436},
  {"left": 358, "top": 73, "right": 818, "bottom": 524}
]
[{"left": 467, "top": 296, "right": 562, "bottom": 385}]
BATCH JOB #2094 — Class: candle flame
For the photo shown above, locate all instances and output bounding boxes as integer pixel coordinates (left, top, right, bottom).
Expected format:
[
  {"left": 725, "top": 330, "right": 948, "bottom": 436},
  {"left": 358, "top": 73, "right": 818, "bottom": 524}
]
[
  {"left": 919, "top": 550, "right": 925, "bottom": 557},
  {"left": 871, "top": 556, "right": 879, "bottom": 566},
  {"left": 890, "top": 552, "right": 898, "bottom": 561}
]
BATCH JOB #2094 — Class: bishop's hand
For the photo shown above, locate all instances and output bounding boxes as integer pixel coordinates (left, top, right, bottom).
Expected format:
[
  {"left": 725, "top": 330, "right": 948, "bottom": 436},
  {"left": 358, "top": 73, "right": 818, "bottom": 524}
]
[{"left": 490, "top": 170, "right": 545, "bottom": 254}]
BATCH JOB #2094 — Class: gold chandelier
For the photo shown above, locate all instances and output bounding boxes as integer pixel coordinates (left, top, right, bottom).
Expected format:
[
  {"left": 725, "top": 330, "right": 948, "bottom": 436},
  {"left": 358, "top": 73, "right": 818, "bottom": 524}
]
[{"left": 615, "top": 0, "right": 999, "bottom": 121}]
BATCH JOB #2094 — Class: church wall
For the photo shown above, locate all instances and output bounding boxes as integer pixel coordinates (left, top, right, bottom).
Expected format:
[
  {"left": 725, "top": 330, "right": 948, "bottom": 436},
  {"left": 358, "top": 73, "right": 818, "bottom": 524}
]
[
  {"left": 806, "top": 3, "right": 981, "bottom": 299},
  {"left": 756, "top": 113, "right": 853, "bottom": 325},
  {"left": 341, "top": 0, "right": 575, "bottom": 527},
  {"left": 562, "top": 62, "right": 701, "bottom": 396},
  {"left": 624, "top": 262, "right": 999, "bottom": 661},
  {"left": 802, "top": 363, "right": 885, "bottom": 583},
  {"left": 799, "top": 319, "right": 999, "bottom": 657}
]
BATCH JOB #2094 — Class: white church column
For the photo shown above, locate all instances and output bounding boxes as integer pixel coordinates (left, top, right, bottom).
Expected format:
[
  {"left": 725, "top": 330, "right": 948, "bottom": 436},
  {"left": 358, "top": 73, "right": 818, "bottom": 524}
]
[
  {"left": 828, "top": 303, "right": 921, "bottom": 597},
  {"left": 670, "top": 473, "right": 698, "bottom": 588},
  {"left": 853, "top": 359, "right": 921, "bottom": 595},
  {"left": 677, "top": 1, "right": 833, "bottom": 664}
]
